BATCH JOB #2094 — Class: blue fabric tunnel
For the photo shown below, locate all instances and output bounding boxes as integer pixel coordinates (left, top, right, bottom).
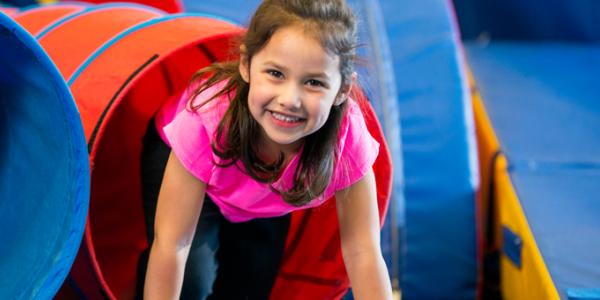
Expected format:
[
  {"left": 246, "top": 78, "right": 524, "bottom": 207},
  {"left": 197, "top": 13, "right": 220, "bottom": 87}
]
[{"left": 0, "top": 12, "right": 89, "bottom": 299}]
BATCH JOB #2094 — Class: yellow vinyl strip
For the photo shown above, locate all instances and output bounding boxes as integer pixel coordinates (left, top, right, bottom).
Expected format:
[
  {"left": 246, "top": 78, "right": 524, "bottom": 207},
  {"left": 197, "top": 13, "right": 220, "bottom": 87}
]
[{"left": 495, "top": 155, "right": 559, "bottom": 300}]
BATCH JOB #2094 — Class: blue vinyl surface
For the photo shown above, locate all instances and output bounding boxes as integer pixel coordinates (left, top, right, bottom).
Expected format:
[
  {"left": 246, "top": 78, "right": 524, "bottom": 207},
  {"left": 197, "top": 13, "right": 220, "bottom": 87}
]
[
  {"left": 466, "top": 41, "right": 600, "bottom": 298},
  {"left": 181, "top": 0, "right": 260, "bottom": 25},
  {"left": 0, "top": 0, "right": 35, "bottom": 7},
  {"left": 567, "top": 288, "right": 600, "bottom": 300},
  {"left": 454, "top": 0, "right": 600, "bottom": 42},
  {"left": 379, "top": 0, "right": 479, "bottom": 298},
  {"left": 0, "top": 11, "right": 89, "bottom": 299}
]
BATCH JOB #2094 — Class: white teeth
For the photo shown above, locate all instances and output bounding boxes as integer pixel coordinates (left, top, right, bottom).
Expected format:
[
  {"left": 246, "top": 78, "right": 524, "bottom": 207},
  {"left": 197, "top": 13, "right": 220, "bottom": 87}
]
[{"left": 272, "top": 112, "right": 301, "bottom": 122}]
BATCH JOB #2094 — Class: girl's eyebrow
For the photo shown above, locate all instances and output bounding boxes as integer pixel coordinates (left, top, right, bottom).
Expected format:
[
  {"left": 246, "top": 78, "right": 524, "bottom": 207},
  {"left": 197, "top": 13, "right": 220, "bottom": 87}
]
[
  {"left": 264, "top": 60, "right": 331, "bottom": 81},
  {"left": 264, "top": 61, "right": 288, "bottom": 72},
  {"left": 305, "top": 72, "right": 331, "bottom": 81}
]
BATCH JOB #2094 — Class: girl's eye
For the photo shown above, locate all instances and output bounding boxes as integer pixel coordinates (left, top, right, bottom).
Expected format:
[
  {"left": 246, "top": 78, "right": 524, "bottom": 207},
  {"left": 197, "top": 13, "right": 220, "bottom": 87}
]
[
  {"left": 267, "top": 69, "right": 284, "bottom": 79},
  {"left": 306, "top": 79, "right": 325, "bottom": 88}
]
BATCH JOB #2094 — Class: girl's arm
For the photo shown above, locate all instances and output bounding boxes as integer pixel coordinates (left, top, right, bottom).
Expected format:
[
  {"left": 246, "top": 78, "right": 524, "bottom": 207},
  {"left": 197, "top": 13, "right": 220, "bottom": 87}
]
[
  {"left": 336, "top": 169, "right": 393, "bottom": 300},
  {"left": 144, "top": 151, "right": 207, "bottom": 299}
]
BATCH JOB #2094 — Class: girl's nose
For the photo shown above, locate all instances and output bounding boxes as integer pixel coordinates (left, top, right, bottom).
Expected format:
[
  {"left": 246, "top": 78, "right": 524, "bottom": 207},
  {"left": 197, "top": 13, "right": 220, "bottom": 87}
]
[{"left": 278, "top": 84, "right": 302, "bottom": 110}]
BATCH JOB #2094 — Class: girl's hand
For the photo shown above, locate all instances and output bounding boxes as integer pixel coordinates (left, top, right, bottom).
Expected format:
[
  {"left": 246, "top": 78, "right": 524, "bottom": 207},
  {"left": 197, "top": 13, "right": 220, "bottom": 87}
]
[
  {"left": 336, "top": 169, "right": 394, "bottom": 300},
  {"left": 144, "top": 152, "right": 207, "bottom": 299}
]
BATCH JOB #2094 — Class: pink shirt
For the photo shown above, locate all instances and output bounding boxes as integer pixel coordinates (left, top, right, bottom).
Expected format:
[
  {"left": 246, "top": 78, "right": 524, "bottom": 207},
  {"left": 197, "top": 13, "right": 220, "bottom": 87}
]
[{"left": 156, "top": 83, "right": 379, "bottom": 222}]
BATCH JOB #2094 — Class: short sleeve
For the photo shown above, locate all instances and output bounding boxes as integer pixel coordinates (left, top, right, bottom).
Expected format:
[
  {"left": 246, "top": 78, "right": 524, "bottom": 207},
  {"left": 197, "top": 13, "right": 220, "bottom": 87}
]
[
  {"left": 333, "top": 100, "right": 380, "bottom": 191},
  {"left": 163, "top": 108, "right": 214, "bottom": 183}
]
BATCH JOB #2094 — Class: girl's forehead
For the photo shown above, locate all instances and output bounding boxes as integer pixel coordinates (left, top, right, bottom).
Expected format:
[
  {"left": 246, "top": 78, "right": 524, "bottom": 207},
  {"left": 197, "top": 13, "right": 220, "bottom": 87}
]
[{"left": 255, "top": 25, "right": 341, "bottom": 74}]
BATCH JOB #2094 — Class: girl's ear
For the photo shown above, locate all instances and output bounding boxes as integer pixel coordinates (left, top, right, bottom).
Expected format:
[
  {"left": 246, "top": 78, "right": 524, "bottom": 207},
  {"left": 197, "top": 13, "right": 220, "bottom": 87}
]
[
  {"left": 334, "top": 72, "right": 357, "bottom": 106},
  {"left": 239, "top": 45, "right": 250, "bottom": 83}
]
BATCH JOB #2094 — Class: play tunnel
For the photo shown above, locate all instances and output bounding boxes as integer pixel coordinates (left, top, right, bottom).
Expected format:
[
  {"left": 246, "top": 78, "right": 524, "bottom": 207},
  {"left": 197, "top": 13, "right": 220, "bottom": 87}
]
[
  {"left": 5, "top": 3, "right": 393, "bottom": 299},
  {"left": 8, "top": 4, "right": 243, "bottom": 299},
  {"left": 11, "top": 2, "right": 87, "bottom": 36},
  {"left": 0, "top": 11, "right": 89, "bottom": 300}
]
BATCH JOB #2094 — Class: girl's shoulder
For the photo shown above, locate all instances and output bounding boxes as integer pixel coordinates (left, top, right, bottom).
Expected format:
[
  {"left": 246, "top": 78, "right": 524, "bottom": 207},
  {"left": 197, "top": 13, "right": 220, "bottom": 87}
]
[
  {"left": 157, "top": 80, "right": 230, "bottom": 145},
  {"left": 159, "top": 81, "right": 232, "bottom": 183},
  {"left": 179, "top": 80, "right": 231, "bottom": 132},
  {"left": 337, "top": 97, "right": 372, "bottom": 148},
  {"left": 188, "top": 80, "right": 231, "bottom": 116},
  {"left": 331, "top": 97, "right": 380, "bottom": 190},
  {"left": 345, "top": 96, "right": 365, "bottom": 120}
]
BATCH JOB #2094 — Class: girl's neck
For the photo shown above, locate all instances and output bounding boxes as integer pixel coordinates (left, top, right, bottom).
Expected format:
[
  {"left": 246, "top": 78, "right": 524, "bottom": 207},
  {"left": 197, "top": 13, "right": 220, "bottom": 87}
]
[{"left": 255, "top": 132, "right": 302, "bottom": 166}]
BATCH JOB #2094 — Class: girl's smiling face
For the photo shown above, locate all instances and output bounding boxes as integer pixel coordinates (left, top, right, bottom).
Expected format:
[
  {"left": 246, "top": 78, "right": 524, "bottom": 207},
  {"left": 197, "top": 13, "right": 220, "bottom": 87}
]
[{"left": 240, "top": 24, "right": 346, "bottom": 157}]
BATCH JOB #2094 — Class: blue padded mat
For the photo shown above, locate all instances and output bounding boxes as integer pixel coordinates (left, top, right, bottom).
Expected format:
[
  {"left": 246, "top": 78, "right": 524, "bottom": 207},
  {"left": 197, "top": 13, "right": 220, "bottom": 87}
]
[
  {"left": 454, "top": 0, "right": 600, "bottom": 42},
  {"left": 380, "top": 0, "right": 479, "bottom": 298},
  {"left": 466, "top": 41, "right": 600, "bottom": 297},
  {"left": 467, "top": 43, "right": 600, "bottom": 164},
  {"left": 181, "top": 0, "right": 260, "bottom": 25}
]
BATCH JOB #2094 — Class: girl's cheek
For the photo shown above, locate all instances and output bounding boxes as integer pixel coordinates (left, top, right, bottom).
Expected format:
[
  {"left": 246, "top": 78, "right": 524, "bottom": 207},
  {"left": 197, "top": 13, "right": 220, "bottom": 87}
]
[
  {"left": 254, "top": 86, "right": 273, "bottom": 101},
  {"left": 254, "top": 76, "right": 274, "bottom": 92}
]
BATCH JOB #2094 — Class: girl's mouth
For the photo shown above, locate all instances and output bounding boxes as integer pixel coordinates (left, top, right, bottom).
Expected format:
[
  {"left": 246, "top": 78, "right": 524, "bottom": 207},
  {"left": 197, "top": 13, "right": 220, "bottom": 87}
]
[{"left": 269, "top": 111, "right": 305, "bottom": 128}]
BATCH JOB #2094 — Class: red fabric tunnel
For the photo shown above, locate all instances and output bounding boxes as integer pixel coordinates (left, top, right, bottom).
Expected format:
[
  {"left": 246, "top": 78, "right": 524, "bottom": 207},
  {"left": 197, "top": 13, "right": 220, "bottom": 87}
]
[{"left": 12, "top": 3, "right": 87, "bottom": 36}]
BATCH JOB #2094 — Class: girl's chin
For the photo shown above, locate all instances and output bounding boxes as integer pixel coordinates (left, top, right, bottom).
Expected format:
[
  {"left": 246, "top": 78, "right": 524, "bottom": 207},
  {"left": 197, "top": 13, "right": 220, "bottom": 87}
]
[{"left": 263, "top": 134, "right": 304, "bottom": 151}]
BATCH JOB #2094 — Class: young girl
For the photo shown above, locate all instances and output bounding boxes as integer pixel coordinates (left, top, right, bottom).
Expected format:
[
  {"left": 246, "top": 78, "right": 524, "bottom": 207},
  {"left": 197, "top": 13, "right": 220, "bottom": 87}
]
[{"left": 141, "top": 0, "right": 393, "bottom": 299}]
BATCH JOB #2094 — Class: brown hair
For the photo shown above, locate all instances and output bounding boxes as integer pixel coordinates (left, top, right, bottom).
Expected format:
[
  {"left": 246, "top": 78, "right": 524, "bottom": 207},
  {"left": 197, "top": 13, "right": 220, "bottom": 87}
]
[{"left": 189, "top": 0, "right": 357, "bottom": 206}]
